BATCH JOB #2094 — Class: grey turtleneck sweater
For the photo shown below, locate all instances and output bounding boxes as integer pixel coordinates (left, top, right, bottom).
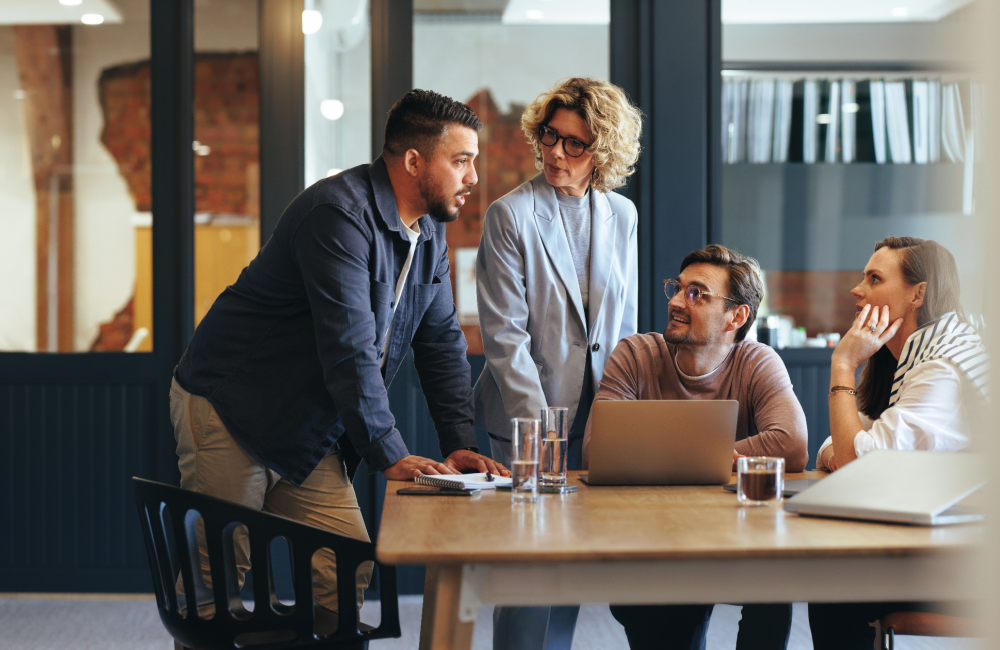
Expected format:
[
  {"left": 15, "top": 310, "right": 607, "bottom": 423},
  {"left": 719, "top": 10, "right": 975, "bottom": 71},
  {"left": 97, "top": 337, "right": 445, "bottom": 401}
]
[{"left": 555, "top": 188, "right": 592, "bottom": 320}]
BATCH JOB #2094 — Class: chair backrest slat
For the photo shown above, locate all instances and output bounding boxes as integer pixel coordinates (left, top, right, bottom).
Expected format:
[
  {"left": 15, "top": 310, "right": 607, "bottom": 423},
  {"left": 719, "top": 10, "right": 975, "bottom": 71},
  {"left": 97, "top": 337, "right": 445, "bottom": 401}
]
[{"left": 131, "top": 477, "right": 400, "bottom": 649}]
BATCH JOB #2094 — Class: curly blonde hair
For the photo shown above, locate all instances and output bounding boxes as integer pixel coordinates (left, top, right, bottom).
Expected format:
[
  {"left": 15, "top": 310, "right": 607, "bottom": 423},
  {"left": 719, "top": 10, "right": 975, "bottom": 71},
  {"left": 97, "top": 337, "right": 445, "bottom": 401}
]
[{"left": 521, "top": 77, "right": 643, "bottom": 193}]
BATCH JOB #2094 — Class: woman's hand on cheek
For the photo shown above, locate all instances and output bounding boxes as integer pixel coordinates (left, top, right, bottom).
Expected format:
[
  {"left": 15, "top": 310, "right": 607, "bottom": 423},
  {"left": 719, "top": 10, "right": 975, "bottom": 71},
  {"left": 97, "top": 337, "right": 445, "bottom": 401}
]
[{"left": 831, "top": 305, "right": 904, "bottom": 373}]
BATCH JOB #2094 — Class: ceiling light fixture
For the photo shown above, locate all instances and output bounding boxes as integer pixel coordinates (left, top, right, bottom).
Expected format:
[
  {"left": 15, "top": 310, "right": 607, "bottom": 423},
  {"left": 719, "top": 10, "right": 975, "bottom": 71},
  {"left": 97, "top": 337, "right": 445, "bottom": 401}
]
[
  {"left": 526, "top": 9, "right": 544, "bottom": 19},
  {"left": 81, "top": 13, "right": 105, "bottom": 24},
  {"left": 891, "top": 6, "right": 910, "bottom": 17},
  {"left": 60, "top": 0, "right": 84, "bottom": 5},
  {"left": 842, "top": 103, "right": 860, "bottom": 113},
  {"left": 320, "top": 99, "right": 345, "bottom": 121},
  {"left": 302, "top": 9, "right": 323, "bottom": 34},
  {"left": 816, "top": 114, "right": 832, "bottom": 124}
]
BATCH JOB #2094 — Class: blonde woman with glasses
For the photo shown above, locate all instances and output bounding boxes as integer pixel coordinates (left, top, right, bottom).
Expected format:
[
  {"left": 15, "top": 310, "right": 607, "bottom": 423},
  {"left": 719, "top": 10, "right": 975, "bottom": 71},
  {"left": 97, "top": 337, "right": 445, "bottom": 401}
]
[{"left": 473, "top": 77, "right": 642, "bottom": 650}]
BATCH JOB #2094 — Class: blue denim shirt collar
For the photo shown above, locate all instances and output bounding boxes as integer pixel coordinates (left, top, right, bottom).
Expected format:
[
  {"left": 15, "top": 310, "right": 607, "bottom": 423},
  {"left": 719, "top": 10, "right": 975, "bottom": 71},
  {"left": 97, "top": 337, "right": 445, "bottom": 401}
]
[{"left": 369, "top": 156, "right": 435, "bottom": 244}]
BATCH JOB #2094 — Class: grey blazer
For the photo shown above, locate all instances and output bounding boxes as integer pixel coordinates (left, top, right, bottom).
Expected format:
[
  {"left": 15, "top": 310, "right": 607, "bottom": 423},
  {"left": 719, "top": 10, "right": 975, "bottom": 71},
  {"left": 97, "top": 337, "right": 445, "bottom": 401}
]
[{"left": 473, "top": 174, "right": 638, "bottom": 439}]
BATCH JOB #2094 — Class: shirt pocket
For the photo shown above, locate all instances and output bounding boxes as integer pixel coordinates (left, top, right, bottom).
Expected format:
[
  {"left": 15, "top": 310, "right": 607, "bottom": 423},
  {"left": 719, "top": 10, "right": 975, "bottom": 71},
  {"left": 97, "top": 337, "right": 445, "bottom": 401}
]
[{"left": 411, "top": 279, "right": 443, "bottom": 331}]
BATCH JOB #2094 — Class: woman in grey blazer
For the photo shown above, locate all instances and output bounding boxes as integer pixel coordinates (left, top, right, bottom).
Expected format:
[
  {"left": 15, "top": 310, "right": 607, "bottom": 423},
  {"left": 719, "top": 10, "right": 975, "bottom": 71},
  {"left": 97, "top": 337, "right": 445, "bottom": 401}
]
[{"left": 473, "top": 77, "right": 642, "bottom": 650}]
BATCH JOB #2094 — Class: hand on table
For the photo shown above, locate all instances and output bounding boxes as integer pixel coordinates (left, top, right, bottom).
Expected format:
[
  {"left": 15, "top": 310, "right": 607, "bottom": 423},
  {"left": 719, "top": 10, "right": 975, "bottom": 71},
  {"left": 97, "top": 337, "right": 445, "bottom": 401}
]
[
  {"left": 444, "top": 449, "right": 510, "bottom": 477},
  {"left": 732, "top": 449, "right": 745, "bottom": 471},
  {"left": 831, "top": 305, "right": 903, "bottom": 374},
  {"left": 382, "top": 454, "right": 460, "bottom": 480}
]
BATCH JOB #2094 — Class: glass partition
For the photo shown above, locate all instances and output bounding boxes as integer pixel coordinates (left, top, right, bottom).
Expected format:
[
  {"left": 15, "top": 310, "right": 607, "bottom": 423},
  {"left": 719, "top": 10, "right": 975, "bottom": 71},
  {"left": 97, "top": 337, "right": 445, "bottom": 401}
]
[
  {"left": 719, "top": 5, "right": 983, "bottom": 347},
  {"left": 413, "top": 1, "right": 610, "bottom": 353},
  {"left": 0, "top": 1, "right": 151, "bottom": 352}
]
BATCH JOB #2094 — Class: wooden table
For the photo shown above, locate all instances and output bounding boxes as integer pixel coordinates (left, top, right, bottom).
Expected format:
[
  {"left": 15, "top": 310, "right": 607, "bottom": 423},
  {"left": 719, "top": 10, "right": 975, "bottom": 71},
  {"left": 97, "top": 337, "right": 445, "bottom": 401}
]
[{"left": 376, "top": 471, "right": 983, "bottom": 650}]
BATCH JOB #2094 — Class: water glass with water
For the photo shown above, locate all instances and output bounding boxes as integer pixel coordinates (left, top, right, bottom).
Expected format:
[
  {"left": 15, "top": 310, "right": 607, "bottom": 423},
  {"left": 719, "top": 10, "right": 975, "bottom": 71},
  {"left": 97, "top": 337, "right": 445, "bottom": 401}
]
[
  {"left": 510, "top": 418, "right": 540, "bottom": 504},
  {"left": 540, "top": 407, "right": 568, "bottom": 486}
]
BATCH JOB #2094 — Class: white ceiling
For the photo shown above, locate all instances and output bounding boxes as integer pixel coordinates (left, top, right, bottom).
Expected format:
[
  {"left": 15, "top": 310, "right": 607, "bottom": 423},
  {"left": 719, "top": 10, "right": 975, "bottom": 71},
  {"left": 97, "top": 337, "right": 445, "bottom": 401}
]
[
  {"left": 722, "top": 0, "right": 974, "bottom": 24},
  {"left": 501, "top": 0, "right": 608, "bottom": 25},
  {"left": 0, "top": 0, "right": 123, "bottom": 25},
  {"left": 496, "top": 0, "right": 973, "bottom": 25}
]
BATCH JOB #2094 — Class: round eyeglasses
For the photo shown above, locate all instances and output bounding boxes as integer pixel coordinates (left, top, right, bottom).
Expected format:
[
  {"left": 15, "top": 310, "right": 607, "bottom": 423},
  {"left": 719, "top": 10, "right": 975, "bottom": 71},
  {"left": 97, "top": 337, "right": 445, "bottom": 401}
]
[
  {"left": 539, "top": 125, "right": 592, "bottom": 158},
  {"left": 663, "top": 279, "right": 740, "bottom": 306}
]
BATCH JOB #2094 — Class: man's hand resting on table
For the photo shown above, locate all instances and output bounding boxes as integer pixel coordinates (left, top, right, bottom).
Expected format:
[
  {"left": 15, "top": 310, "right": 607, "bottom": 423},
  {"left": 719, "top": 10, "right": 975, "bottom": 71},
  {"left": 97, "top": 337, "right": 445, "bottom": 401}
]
[
  {"left": 732, "top": 449, "right": 745, "bottom": 471},
  {"left": 382, "top": 455, "right": 460, "bottom": 480},
  {"left": 381, "top": 451, "right": 509, "bottom": 480},
  {"left": 443, "top": 449, "right": 509, "bottom": 476}
]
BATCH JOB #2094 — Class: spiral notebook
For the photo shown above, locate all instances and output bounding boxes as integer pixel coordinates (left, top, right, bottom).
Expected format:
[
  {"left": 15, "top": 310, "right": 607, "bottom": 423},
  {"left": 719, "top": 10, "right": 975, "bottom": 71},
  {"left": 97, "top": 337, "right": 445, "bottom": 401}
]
[{"left": 414, "top": 473, "right": 511, "bottom": 491}]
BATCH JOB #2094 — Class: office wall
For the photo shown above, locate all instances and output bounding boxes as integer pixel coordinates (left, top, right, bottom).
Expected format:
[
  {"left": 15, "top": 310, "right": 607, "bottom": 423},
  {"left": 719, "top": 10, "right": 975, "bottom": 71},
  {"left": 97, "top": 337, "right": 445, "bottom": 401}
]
[
  {"left": 723, "top": 21, "right": 975, "bottom": 64},
  {"left": 0, "top": 27, "right": 36, "bottom": 351},
  {"left": 413, "top": 22, "right": 609, "bottom": 113}
]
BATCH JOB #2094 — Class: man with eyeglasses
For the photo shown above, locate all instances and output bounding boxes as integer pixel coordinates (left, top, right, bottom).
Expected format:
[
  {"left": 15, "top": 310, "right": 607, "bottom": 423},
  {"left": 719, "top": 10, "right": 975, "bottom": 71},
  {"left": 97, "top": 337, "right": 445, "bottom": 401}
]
[{"left": 582, "top": 244, "right": 808, "bottom": 650}]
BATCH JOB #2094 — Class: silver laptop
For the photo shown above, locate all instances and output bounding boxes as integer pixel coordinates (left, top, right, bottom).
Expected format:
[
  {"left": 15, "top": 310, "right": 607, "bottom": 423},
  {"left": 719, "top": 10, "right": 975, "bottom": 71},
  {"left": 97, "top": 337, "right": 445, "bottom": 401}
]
[
  {"left": 783, "top": 450, "right": 986, "bottom": 526},
  {"left": 582, "top": 400, "right": 738, "bottom": 485}
]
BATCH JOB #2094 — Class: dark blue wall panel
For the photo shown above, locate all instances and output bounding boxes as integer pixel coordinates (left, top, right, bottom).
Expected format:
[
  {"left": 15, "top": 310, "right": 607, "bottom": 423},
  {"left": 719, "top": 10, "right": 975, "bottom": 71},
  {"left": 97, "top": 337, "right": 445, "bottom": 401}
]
[{"left": 0, "top": 381, "right": 157, "bottom": 591}]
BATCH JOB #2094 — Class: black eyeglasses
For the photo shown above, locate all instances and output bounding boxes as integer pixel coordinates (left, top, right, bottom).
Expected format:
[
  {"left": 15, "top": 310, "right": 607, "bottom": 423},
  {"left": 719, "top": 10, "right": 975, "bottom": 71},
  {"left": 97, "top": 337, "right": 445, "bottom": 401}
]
[
  {"left": 539, "top": 125, "right": 592, "bottom": 158},
  {"left": 663, "top": 279, "right": 740, "bottom": 306}
]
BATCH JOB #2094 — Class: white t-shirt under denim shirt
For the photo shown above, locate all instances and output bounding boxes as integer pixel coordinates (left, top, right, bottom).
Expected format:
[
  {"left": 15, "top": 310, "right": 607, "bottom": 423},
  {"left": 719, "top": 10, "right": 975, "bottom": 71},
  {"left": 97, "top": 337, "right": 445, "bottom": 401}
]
[{"left": 380, "top": 221, "right": 420, "bottom": 368}]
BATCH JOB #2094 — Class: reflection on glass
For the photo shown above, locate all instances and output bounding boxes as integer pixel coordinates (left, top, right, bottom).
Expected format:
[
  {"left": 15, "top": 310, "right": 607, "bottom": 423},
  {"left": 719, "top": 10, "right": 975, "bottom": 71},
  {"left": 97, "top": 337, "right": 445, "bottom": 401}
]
[
  {"left": 305, "top": 0, "right": 371, "bottom": 187},
  {"left": 0, "top": 2, "right": 150, "bottom": 352},
  {"left": 413, "top": 4, "right": 610, "bottom": 352}
]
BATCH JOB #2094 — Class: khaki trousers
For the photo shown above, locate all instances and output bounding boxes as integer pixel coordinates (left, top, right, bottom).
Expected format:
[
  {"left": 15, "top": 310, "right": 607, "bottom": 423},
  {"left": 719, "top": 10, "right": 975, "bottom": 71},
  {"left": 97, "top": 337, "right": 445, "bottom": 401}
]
[{"left": 169, "top": 378, "right": 372, "bottom": 616}]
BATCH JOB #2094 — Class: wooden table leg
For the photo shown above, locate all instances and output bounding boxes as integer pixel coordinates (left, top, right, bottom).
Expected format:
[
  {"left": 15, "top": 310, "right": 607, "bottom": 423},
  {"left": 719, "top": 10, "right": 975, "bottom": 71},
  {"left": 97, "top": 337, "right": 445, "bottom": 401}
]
[{"left": 418, "top": 564, "right": 474, "bottom": 650}]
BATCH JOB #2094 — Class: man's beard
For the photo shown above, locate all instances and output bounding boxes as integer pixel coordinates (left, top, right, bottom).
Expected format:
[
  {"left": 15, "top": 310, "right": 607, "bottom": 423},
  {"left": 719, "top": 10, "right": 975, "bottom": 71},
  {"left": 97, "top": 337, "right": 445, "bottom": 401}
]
[
  {"left": 418, "top": 175, "right": 469, "bottom": 224},
  {"left": 662, "top": 309, "right": 707, "bottom": 347}
]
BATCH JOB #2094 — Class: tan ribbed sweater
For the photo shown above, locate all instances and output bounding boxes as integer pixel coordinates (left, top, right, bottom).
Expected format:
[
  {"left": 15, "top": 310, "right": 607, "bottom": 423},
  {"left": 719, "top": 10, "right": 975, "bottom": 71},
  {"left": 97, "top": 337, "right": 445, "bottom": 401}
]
[{"left": 583, "top": 333, "right": 809, "bottom": 472}]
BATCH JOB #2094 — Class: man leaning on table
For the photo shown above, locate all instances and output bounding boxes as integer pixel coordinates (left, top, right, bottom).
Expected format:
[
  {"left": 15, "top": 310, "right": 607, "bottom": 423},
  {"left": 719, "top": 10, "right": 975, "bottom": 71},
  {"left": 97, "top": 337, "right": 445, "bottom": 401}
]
[
  {"left": 169, "top": 90, "right": 506, "bottom": 633},
  {"left": 582, "top": 244, "right": 808, "bottom": 650}
]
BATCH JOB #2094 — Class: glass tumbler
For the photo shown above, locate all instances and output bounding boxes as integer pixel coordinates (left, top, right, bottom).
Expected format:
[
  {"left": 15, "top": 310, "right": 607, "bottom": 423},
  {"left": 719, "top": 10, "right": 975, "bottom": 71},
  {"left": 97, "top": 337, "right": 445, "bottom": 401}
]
[
  {"left": 737, "top": 456, "right": 785, "bottom": 506},
  {"left": 540, "top": 407, "right": 569, "bottom": 487},
  {"left": 510, "top": 418, "right": 540, "bottom": 504}
]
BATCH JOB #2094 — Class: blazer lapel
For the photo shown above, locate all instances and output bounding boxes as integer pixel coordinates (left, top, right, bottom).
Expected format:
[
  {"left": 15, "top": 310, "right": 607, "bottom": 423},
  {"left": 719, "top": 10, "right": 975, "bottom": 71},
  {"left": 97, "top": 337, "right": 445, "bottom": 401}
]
[
  {"left": 531, "top": 175, "right": 586, "bottom": 330},
  {"left": 587, "top": 190, "right": 618, "bottom": 335}
]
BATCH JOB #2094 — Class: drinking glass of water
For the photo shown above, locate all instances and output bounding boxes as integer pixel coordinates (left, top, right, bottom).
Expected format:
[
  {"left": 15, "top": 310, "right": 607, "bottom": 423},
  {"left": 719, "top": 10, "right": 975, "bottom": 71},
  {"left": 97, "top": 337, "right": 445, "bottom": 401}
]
[
  {"left": 540, "top": 407, "right": 568, "bottom": 487},
  {"left": 511, "top": 418, "right": 540, "bottom": 504},
  {"left": 737, "top": 456, "right": 785, "bottom": 506}
]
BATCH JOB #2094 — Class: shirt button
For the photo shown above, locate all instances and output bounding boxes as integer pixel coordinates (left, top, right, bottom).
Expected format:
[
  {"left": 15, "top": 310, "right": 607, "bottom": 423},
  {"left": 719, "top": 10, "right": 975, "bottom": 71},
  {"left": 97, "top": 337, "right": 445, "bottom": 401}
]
[
  {"left": 390, "top": 301, "right": 395, "bottom": 308},
  {"left": 592, "top": 343, "right": 600, "bottom": 352}
]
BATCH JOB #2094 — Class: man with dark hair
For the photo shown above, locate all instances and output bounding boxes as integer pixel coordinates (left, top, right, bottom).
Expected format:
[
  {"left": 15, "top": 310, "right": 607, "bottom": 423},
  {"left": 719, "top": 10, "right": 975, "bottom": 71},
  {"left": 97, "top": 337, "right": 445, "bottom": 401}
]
[
  {"left": 169, "top": 89, "right": 505, "bottom": 630},
  {"left": 582, "top": 244, "right": 808, "bottom": 650}
]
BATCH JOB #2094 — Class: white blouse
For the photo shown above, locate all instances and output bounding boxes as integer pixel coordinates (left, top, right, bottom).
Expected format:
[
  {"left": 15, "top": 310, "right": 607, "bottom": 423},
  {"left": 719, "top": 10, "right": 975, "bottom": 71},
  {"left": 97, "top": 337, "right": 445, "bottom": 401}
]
[{"left": 817, "top": 358, "right": 971, "bottom": 471}]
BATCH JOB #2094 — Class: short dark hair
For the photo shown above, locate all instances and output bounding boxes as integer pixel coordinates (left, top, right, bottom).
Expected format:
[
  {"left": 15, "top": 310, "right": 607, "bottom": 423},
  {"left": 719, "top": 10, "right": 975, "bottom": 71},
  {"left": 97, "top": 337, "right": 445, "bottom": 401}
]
[
  {"left": 679, "top": 244, "right": 764, "bottom": 342},
  {"left": 382, "top": 89, "right": 482, "bottom": 160}
]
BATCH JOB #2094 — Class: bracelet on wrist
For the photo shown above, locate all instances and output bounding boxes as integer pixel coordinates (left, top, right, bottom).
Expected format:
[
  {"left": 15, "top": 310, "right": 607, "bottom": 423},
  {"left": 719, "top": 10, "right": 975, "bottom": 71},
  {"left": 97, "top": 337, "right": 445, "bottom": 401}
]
[{"left": 828, "top": 385, "right": 857, "bottom": 397}]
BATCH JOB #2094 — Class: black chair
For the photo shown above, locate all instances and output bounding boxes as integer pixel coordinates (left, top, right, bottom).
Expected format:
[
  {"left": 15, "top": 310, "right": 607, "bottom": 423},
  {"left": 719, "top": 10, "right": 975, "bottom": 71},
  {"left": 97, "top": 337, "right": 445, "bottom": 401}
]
[{"left": 132, "top": 477, "right": 400, "bottom": 650}]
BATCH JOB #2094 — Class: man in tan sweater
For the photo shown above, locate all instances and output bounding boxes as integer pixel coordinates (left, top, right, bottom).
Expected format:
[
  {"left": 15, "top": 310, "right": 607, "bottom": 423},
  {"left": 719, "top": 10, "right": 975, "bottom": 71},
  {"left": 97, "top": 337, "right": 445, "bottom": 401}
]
[{"left": 584, "top": 244, "right": 807, "bottom": 650}]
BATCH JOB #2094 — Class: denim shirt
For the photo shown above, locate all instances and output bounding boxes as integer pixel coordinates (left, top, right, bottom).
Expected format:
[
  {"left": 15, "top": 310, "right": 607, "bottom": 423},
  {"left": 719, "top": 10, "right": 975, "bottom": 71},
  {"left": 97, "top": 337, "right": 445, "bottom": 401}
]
[{"left": 175, "top": 157, "right": 477, "bottom": 485}]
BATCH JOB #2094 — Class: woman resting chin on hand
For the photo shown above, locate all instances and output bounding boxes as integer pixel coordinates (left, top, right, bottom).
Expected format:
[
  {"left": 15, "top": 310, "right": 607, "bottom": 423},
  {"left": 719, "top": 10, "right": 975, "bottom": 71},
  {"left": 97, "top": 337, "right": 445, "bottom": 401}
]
[
  {"left": 810, "top": 236, "right": 988, "bottom": 650},
  {"left": 818, "top": 237, "right": 988, "bottom": 473}
]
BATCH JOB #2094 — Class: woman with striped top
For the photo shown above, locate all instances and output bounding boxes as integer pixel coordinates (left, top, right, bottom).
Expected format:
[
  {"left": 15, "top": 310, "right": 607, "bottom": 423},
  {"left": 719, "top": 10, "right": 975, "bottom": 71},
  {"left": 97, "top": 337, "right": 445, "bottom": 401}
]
[
  {"left": 817, "top": 236, "right": 987, "bottom": 472},
  {"left": 811, "top": 236, "right": 988, "bottom": 650}
]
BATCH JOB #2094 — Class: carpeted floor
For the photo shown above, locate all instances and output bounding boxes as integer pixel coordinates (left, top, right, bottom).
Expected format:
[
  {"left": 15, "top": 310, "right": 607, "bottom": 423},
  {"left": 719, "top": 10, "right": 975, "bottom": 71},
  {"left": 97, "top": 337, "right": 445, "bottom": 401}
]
[{"left": 0, "top": 594, "right": 977, "bottom": 649}]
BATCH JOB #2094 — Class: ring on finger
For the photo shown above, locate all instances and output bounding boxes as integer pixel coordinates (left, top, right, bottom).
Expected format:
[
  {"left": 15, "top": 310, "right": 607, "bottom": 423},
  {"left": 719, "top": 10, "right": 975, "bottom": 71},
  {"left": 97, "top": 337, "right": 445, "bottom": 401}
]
[{"left": 870, "top": 324, "right": 877, "bottom": 333}]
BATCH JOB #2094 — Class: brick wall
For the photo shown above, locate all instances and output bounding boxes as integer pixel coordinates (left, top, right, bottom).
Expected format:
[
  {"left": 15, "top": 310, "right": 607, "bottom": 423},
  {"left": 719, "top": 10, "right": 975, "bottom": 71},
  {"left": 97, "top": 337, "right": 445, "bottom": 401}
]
[
  {"left": 99, "top": 52, "right": 259, "bottom": 216},
  {"left": 765, "top": 270, "right": 860, "bottom": 338}
]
